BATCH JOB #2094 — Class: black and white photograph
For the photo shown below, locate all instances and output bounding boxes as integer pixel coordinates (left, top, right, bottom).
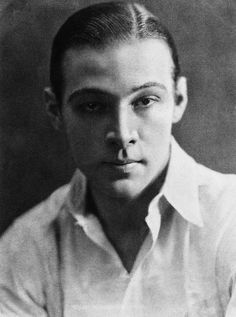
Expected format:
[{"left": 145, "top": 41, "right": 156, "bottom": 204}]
[{"left": 0, "top": 0, "right": 236, "bottom": 316}]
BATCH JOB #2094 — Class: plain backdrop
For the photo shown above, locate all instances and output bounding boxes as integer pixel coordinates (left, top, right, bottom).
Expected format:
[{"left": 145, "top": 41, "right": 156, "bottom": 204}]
[{"left": 0, "top": 0, "right": 236, "bottom": 235}]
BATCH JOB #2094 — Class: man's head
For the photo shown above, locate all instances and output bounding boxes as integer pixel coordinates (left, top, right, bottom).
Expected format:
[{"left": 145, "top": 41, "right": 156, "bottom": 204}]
[
  {"left": 49, "top": 1, "right": 181, "bottom": 105},
  {"left": 45, "top": 1, "right": 187, "bottom": 200}
]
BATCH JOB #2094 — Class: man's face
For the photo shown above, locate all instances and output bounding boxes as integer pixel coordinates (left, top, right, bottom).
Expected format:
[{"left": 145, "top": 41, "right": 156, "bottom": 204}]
[{"left": 57, "top": 39, "right": 186, "bottom": 199}]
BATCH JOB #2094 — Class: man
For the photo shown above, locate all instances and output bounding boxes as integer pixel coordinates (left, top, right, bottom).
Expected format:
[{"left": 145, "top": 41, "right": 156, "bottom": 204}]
[{"left": 1, "top": 1, "right": 236, "bottom": 316}]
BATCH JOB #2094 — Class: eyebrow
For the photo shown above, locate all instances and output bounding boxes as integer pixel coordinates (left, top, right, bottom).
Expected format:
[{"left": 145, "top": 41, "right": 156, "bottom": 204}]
[
  {"left": 131, "top": 81, "right": 167, "bottom": 92},
  {"left": 67, "top": 81, "right": 166, "bottom": 103}
]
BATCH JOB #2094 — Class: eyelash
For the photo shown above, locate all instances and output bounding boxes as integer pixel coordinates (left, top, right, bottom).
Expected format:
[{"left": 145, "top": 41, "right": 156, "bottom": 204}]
[
  {"left": 82, "top": 103, "right": 103, "bottom": 112},
  {"left": 74, "top": 95, "right": 160, "bottom": 114},
  {"left": 132, "top": 96, "right": 160, "bottom": 109}
]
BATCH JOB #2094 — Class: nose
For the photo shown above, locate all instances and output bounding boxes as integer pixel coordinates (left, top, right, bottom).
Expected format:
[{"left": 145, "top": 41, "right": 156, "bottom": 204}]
[{"left": 105, "top": 105, "right": 138, "bottom": 149}]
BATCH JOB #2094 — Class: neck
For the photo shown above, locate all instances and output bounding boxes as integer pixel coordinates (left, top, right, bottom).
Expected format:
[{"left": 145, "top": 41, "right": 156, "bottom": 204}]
[
  {"left": 88, "top": 166, "right": 167, "bottom": 235},
  {"left": 86, "top": 168, "right": 167, "bottom": 272}
]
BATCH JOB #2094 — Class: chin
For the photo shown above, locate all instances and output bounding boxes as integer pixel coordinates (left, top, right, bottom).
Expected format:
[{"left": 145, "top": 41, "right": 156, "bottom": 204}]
[{"left": 106, "top": 179, "right": 142, "bottom": 199}]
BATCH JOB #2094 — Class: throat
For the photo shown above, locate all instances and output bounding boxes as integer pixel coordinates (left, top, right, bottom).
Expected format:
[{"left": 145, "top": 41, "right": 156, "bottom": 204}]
[
  {"left": 107, "top": 223, "right": 150, "bottom": 273},
  {"left": 86, "top": 176, "right": 164, "bottom": 272}
]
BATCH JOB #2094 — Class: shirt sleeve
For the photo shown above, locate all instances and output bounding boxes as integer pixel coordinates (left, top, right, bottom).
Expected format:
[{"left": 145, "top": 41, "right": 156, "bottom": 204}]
[
  {"left": 215, "top": 203, "right": 236, "bottom": 316},
  {"left": 225, "top": 277, "right": 236, "bottom": 317},
  {"left": 0, "top": 222, "right": 48, "bottom": 316}
]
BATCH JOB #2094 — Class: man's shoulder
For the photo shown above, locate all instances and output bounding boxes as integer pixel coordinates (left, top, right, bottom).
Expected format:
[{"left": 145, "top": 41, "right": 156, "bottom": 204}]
[
  {"left": 197, "top": 162, "right": 236, "bottom": 200},
  {"left": 18, "top": 183, "right": 70, "bottom": 230},
  {"left": 171, "top": 139, "right": 236, "bottom": 209},
  {"left": 0, "top": 183, "right": 71, "bottom": 251},
  {"left": 196, "top": 162, "right": 236, "bottom": 227},
  {"left": 0, "top": 184, "right": 73, "bottom": 311}
]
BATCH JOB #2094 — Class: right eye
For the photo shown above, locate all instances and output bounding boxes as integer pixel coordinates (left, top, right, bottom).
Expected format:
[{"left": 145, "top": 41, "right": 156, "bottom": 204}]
[
  {"left": 83, "top": 102, "right": 102, "bottom": 112},
  {"left": 74, "top": 102, "right": 106, "bottom": 114}
]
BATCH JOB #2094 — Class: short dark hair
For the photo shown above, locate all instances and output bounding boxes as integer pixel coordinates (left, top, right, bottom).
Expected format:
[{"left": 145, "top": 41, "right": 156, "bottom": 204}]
[{"left": 50, "top": 1, "right": 181, "bottom": 104}]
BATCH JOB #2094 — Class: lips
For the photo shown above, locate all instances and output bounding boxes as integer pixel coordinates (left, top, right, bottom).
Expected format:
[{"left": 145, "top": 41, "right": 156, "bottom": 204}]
[
  {"left": 105, "top": 159, "right": 139, "bottom": 165},
  {"left": 103, "top": 158, "right": 141, "bottom": 165},
  {"left": 102, "top": 159, "right": 142, "bottom": 173}
]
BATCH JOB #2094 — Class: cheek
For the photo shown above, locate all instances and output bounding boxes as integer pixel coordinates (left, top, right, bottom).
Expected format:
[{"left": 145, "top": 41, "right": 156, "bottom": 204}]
[
  {"left": 140, "top": 112, "right": 173, "bottom": 143},
  {"left": 64, "top": 117, "right": 105, "bottom": 165}
]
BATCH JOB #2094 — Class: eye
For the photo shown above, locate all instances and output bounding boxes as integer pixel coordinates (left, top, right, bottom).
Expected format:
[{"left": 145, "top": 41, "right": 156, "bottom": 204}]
[
  {"left": 133, "top": 96, "right": 160, "bottom": 109},
  {"left": 77, "top": 102, "right": 105, "bottom": 113},
  {"left": 85, "top": 103, "right": 100, "bottom": 112}
]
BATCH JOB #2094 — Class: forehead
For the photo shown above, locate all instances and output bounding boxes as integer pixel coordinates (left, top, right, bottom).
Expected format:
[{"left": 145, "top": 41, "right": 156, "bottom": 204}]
[{"left": 62, "top": 39, "right": 175, "bottom": 99}]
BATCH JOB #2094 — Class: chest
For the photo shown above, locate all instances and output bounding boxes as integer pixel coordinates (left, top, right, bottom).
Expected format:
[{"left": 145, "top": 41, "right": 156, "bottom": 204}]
[{"left": 59, "top": 225, "right": 224, "bottom": 317}]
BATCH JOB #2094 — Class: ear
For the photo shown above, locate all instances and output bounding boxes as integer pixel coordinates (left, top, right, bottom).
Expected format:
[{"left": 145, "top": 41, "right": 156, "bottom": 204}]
[
  {"left": 44, "top": 87, "right": 63, "bottom": 130},
  {"left": 172, "top": 76, "right": 188, "bottom": 124}
]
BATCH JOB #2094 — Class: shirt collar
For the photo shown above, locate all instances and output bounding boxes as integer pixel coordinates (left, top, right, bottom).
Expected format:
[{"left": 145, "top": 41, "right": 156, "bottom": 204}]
[
  {"left": 66, "top": 168, "right": 87, "bottom": 215},
  {"left": 161, "top": 137, "right": 204, "bottom": 227},
  {"left": 65, "top": 170, "right": 121, "bottom": 256},
  {"left": 66, "top": 137, "right": 204, "bottom": 229}
]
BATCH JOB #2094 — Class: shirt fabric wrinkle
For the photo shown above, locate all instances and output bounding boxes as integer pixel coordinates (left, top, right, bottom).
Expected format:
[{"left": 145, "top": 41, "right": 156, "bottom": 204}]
[{"left": 1, "top": 137, "right": 236, "bottom": 316}]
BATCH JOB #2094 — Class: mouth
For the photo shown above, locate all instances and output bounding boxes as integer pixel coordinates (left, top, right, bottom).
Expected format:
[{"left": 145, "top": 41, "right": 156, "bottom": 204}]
[{"left": 102, "top": 159, "right": 142, "bottom": 173}]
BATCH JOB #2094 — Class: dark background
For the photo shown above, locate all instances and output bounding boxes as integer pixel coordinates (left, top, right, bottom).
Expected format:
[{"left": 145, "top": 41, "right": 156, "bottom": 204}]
[{"left": 0, "top": 0, "right": 236, "bottom": 235}]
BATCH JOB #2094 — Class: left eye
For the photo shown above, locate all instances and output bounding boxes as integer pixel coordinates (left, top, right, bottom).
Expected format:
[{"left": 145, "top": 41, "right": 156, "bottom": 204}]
[{"left": 133, "top": 96, "right": 159, "bottom": 108}]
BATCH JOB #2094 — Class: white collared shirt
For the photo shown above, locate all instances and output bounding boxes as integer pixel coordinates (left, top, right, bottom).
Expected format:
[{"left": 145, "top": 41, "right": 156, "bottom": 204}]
[{"left": 1, "top": 138, "right": 236, "bottom": 316}]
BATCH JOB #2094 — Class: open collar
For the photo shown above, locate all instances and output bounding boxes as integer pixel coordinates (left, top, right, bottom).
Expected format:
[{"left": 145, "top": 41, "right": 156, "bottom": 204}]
[{"left": 162, "top": 137, "right": 204, "bottom": 227}]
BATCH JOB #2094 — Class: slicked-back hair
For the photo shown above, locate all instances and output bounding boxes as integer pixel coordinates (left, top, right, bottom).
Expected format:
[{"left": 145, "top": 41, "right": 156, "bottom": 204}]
[{"left": 50, "top": 1, "right": 180, "bottom": 104}]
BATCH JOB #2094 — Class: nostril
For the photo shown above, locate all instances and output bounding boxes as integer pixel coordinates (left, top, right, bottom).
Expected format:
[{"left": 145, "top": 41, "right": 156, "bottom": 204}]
[
  {"left": 105, "top": 130, "right": 137, "bottom": 148},
  {"left": 106, "top": 137, "right": 137, "bottom": 149},
  {"left": 129, "top": 139, "right": 136, "bottom": 145}
]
